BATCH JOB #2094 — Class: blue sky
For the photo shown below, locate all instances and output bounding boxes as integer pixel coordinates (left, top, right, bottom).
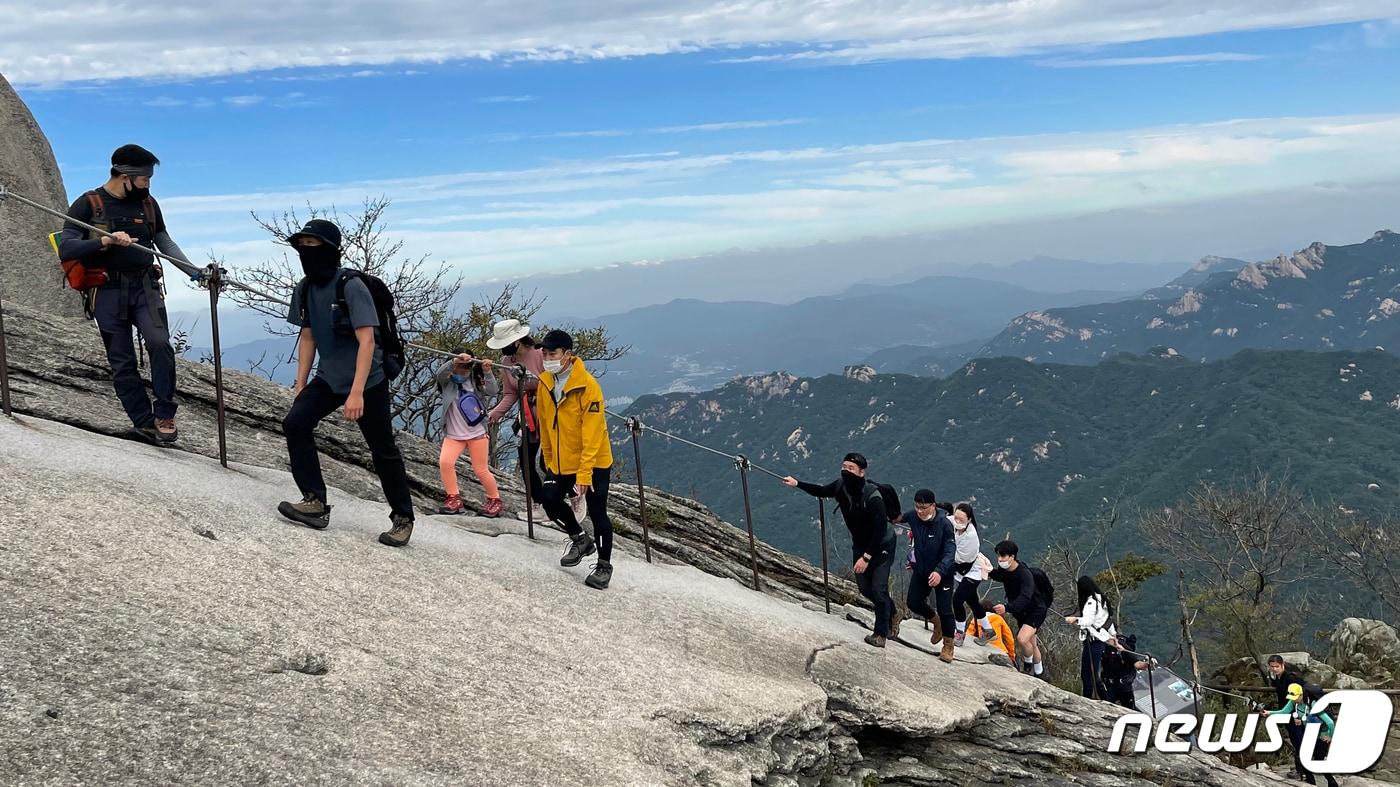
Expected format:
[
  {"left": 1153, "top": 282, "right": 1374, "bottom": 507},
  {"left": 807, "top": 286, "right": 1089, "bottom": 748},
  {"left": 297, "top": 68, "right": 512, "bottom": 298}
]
[{"left": 8, "top": 2, "right": 1400, "bottom": 313}]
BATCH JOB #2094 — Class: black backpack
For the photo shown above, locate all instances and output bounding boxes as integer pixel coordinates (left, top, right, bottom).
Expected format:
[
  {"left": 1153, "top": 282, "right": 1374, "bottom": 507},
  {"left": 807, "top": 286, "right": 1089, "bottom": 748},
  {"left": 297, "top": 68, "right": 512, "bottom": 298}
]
[
  {"left": 298, "top": 269, "right": 406, "bottom": 380},
  {"left": 1028, "top": 565, "right": 1055, "bottom": 606},
  {"left": 864, "top": 481, "right": 903, "bottom": 524}
]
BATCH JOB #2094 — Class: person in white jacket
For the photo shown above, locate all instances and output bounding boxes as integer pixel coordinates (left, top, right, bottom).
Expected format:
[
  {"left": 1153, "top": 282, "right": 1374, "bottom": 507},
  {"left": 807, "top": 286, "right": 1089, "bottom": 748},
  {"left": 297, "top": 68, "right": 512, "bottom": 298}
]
[
  {"left": 1065, "top": 575, "right": 1117, "bottom": 699},
  {"left": 949, "top": 502, "right": 997, "bottom": 646}
]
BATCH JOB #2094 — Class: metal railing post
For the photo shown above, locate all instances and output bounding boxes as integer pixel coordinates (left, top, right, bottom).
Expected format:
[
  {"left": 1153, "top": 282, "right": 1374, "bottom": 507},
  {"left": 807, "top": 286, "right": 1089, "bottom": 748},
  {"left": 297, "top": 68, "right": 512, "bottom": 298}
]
[
  {"left": 205, "top": 265, "right": 229, "bottom": 468},
  {"left": 0, "top": 283, "right": 12, "bottom": 418},
  {"left": 629, "top": 417, "right": 652, "bottom": 563},
  {"left": 517, "top": 366, "right": 535, "bottom": 541},
  {"left": 736, "top": 455, "right": 761, "bottom": 591},
  {"left": 817, "top": 499, "right": 830, "bottom": 613}
]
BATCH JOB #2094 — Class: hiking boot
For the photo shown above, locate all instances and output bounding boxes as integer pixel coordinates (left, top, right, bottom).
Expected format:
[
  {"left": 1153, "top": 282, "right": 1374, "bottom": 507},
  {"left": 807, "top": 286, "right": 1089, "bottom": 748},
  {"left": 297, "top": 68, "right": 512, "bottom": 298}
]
[
  {"left": 974, "top": 629, "right": 998, "bottom": 647},
  {"left": 129, "top": 424, "right": 165, "bottom": 446},
  {"left": 940, "top": 636, "right": 956, "bottom": 664},
  {"left": 889, "top": 614, "right": 902, "bottom": 640},
  {"left": 584, "top": 560, "right": 613, "bottom": 590},
  {"left": 954, "top": 629, "right": 967, "bottom": 647},
  {"left": 483, "top": 497, "right": 504, "bottom": 518},
  {"left": 438, "top": 494, "right": 465, "bottom": 515},
  {"left": 560, "top": 532, "right": 596, "bottom": 567},
  {"left": 155, "top": 417, "right": 178, "bottom": 443},
  {"left": 863, "top": 633, "right": 887, "bottom": 648},
  {"left": 378, "top": 514, "right": 414, "bottom": 547},
  {"left": 278, "top": 494, "right": 331, "bottom": 530}
]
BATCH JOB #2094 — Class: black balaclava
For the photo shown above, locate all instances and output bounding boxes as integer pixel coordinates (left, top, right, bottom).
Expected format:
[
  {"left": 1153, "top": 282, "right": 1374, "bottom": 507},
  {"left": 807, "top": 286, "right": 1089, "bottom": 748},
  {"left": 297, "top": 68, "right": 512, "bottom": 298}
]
[{"left": 298, "top": 244, "right": 340, "bottom": 285}]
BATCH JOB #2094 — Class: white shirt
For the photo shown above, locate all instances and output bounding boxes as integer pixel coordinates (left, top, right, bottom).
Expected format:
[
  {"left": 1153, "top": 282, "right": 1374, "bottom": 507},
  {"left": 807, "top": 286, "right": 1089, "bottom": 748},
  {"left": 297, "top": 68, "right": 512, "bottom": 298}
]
[
  {"left": 953, "top": 522, "right": 985, "bottom": 581},
  {"left": 1076, "top": 595, "right": 1116, "bottom": 643}
]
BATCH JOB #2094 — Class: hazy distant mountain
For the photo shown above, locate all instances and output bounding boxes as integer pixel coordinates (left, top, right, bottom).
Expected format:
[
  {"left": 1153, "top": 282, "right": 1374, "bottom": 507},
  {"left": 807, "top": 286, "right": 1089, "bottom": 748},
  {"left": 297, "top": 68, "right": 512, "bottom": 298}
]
[
  {"left": 977, "top": 231, "right": 1400, "bottom": 364},
  {"left": 590, "top": 276, "right": 1129, "bottom": 399}
]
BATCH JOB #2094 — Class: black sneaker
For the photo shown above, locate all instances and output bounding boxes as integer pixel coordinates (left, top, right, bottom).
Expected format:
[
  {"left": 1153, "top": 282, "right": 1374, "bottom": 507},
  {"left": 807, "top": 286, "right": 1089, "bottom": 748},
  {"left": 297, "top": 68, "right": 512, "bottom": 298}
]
[
  {"left": 863, "top": 633, "right": 887, "bottom": 648},
  {"left": 279, "top": 494, "right": 331, "bottom": 530},
  {"left": 584, "top": 560, "right": 612, "bottom": 590},
  {"left": 378, "top": 514, "right": 414, "bottom": 547},
  {"left": 560, "top": 533, "right": 596, "bottom": 567}
]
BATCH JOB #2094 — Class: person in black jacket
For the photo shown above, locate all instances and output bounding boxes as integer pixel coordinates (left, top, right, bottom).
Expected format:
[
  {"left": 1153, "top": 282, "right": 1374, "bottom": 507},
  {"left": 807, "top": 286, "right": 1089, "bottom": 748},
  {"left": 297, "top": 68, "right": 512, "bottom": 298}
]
[
  {"left": 901, "top": 489, "right": 958, "bottom": 662},
  {"left": 784, "top": 452, "right": 896, "bottom": 648},
  {"left": 1264, "top": 654, "right": 1308, "bottom": 779},
  {"left": 983, "top": 540, "right": 1047, "bottom": 677}
]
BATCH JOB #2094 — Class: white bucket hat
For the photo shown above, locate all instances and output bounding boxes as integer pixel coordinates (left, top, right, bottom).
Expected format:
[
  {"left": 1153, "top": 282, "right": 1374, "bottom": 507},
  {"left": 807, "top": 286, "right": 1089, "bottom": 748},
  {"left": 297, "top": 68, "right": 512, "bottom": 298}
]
[{"left": 486, "top": 318, "right": 532, "bottom": 350}]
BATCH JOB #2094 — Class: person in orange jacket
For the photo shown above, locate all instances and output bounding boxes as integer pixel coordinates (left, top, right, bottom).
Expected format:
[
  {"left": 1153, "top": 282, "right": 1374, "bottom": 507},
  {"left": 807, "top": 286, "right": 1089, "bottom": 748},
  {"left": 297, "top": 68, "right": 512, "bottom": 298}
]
[
  {"left": 536, "top": 329, "right": 616, "bottom": 590},
  {"left": 965, "top": 612, "right": 1016, "bottom": 662}
]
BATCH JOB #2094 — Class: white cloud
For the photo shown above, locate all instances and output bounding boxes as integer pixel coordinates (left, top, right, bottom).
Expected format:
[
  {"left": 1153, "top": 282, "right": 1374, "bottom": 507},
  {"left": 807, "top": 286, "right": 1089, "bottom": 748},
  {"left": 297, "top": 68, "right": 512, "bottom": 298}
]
[
  {"left": 491, "top": 117, "right": 808, "bottom": 142},
  {"left": 1037, "top": 52, "right": 1266, "bottom": 67},
  {"left": 4, "top": 1, "right": 1397, "bottom": 84},
  {"left": 222, "top": 95, "right": 265, "bottom": 107},
  {"left": 157, "top": 111, "right": 1400, "bottom": 289},
  {"left": 477, "top": 94, "right": 537, "bottom": 103}
]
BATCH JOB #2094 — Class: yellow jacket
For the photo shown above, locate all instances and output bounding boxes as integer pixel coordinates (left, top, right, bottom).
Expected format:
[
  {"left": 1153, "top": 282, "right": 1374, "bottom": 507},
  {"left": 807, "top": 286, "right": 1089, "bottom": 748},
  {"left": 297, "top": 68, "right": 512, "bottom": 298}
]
[
  {"left": 967, "top": 613, "right": 1016, "bottom": 660},
  {"left": 537, "top": 358, "right": 613, "bottom": 487}
]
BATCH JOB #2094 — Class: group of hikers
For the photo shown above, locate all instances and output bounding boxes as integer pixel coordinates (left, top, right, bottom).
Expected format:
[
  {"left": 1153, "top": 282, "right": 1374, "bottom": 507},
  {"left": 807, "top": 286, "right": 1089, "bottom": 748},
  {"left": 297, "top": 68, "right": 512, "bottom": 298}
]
[
  {"left": 58, "top": 144, "right": 620, "bottom": 590},
  {"left": 52, "top": 146, "right": 1351, "bottom": 779},
  {"left": 781, "top": 453, "right": 1149, "bottom": 694}
]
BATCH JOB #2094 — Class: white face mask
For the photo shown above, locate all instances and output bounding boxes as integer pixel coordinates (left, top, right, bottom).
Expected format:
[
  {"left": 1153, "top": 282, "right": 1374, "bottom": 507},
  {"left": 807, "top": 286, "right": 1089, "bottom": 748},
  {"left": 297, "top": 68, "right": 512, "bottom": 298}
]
[
  {"left": 543, "top": 359, "right": 564, "bottom": 374},
  {"left": 916, "top": 508, "right": 935, "bottom": 521},
  {"left": 997, "top": 559, "right": 1011, "bottom": 570}
]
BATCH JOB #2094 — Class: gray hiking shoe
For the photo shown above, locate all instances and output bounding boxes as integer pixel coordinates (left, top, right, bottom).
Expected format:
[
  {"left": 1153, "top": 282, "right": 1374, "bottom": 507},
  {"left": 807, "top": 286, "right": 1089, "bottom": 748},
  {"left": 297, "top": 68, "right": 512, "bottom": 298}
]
[
  {"left": 560, "top": 532, "right": 596, "bottom": 567},
  {"left": 584, "top": 560, "right": 613, "bottom": 590},
  {"left": 863, "top": 633, "right": 887, "bottom": 648},
  {"left": 278, "top": 493, "right": 331, "bottom": 530},
  {"left": 974, "top": 629, "right": 998, "bottom": 647},
  {"left": 378, "top": 514, "right": 414, "bottom": 547}
]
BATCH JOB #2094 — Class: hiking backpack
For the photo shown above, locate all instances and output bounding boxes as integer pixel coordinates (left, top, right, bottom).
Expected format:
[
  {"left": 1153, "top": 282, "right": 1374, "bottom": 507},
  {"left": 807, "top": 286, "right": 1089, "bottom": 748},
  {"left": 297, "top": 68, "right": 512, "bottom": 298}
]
[
  {"left": 50, "top": 190, "right": 160, "bottom": 291},
  {"left": 297, "top": 269, "right": 406, "bottom": 380},
  {"left": 863, "top": 481, "right": 903, "bottom": 524},
  {"left": 1028, "top": 565, "right": 1056, "bottom": 607}
]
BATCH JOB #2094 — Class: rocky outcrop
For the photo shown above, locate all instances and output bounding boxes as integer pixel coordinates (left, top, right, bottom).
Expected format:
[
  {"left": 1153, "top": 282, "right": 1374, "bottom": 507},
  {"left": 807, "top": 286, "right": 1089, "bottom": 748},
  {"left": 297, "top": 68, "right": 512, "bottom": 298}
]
[
  {"left": 0, "top": 297, "right": 862, "bottom": 611},
  {"left": 1329, "top": 618, "right": 1400, "bottom": 688},
  {"left": 0, "top": 73, "right": 80, "bottom": 320},
  {"left": 0, "top": 415, "right": 1291, "bottom": 785}
]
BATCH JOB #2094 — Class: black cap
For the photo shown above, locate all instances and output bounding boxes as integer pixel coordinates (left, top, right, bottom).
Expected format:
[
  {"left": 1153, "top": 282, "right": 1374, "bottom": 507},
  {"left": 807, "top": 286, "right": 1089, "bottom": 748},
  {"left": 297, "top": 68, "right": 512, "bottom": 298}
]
[
  {"left": 842, "top": 452, "right": 867, "bottom": 470},
  {"left": 540, "top": 329, "right": 574, "bottom": 351},
  {"left": 287, "top": 219, "right": 343, "bottom": 250}
]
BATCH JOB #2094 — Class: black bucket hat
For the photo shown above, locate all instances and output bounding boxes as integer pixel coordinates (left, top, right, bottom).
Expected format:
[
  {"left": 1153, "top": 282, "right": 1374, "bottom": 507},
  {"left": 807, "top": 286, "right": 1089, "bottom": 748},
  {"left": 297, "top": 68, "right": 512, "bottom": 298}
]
[{"left": 287, "top": 218, "right": 343, "bottom": 250}]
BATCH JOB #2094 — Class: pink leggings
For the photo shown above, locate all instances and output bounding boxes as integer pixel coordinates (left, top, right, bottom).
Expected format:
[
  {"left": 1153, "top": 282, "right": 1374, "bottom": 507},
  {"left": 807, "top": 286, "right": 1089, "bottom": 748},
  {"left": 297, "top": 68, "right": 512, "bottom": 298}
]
[{"left": 440, "top": 437, "right": 499, "bottom": 499}]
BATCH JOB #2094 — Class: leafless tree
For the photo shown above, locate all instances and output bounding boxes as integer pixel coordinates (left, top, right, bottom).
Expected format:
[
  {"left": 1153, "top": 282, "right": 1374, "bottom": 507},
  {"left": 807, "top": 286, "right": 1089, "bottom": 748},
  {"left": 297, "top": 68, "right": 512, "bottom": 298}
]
[{"left": 1303, "top": 503, "right": 1400, "bottom": 621}]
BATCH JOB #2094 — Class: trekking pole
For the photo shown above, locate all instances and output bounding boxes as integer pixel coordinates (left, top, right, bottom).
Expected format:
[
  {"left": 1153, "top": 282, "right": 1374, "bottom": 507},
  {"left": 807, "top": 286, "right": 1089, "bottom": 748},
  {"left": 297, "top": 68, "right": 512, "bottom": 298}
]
[
  {"left": 736, "top": 455, "right": 762, "bottom": 591},
  {"left": 817, "top": 499, "right": 831, "bottom": 614},
  {"left": 0, "top": 280, "right": 12, "bottom": 418},
  {"left": 205, "top": 264, "right": 230, "bottom": 468},
  {"left": 628, "top": 416, "right": 653, "bottom": 563}
]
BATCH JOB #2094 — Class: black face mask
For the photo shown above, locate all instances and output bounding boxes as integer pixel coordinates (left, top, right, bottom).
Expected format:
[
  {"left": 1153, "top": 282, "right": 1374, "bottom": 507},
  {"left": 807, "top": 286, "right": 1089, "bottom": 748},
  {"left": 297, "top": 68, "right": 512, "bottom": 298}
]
[
  {"left": 841, "top": 469, "right": 863, "bottom": 487},
  {"left": 297, "top": 245, "right": 340, "bottom": 284},
  {"left": 124, "top": 181, "right": 150, "bottom": 201}
]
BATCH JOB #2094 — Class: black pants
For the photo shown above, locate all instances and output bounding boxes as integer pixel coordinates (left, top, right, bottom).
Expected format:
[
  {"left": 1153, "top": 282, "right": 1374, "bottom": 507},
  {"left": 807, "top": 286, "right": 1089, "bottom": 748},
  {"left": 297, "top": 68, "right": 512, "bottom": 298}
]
[
  {"left": 908, "top": 569, "right": 956, "bottom": 637},
  {"left": 94, "top": 277, "right": 176, "bottom": 427},
  {"left": 1294, "top": 726, "right": 1340, "bottom": 787},
  {"left": 853, "top": 536, "right": 897, "bottom": 637},
  {"left": 542, "top": 466, "right": 613, "bottom": 562},
  {"left": 282, "top": 378, "right": 414, "bottom": 519},
  {"left": 952, "top": 577, "right": 987, "bottom": 623},
  {"left": 1081, "top": 640, "right": 1107, "bottom": 699}
]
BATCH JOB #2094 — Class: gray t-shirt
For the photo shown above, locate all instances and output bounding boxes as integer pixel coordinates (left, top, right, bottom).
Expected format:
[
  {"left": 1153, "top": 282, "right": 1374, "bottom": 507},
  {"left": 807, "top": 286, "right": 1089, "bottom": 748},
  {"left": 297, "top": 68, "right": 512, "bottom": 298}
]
[{"left": 287, "top": 272, "right": 384, "bottom": 394}]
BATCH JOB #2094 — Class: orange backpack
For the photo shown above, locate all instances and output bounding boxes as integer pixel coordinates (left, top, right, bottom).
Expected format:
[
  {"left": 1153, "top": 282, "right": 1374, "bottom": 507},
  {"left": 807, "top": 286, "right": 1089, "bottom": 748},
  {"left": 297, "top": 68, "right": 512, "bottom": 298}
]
[{"left": 50, "top": 190, "right": 158, "bottom": 290}]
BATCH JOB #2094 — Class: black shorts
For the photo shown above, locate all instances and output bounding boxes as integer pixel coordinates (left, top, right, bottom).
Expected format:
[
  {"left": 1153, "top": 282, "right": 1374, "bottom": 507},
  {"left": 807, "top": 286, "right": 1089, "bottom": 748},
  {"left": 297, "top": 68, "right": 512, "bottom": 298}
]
[{"left": 1018, "top": 602, "right": 1048, "bottom": 630}]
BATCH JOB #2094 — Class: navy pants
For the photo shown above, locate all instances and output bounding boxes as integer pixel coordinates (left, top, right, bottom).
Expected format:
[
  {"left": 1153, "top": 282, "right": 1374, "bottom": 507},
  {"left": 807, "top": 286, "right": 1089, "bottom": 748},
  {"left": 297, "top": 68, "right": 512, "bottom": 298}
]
[
  {"left": 282, "top": 378, "right": 414, "bottom": 520},
  {"left": 1081, "top": 640, "right": 1107, "bottom": 699},
  {"left": 93, "top": 278, "right": 175, "bottom": 427},
  {"left": 908, "top": 569, "right": 956, "bottom": 637}
]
